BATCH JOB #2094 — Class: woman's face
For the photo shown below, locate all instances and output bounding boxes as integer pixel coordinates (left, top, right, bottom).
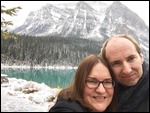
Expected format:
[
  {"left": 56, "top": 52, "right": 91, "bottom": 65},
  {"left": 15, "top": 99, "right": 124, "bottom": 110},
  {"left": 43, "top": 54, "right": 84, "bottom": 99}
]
[{"left": 83, "top": 63, "right": 114, "bottom": 112}]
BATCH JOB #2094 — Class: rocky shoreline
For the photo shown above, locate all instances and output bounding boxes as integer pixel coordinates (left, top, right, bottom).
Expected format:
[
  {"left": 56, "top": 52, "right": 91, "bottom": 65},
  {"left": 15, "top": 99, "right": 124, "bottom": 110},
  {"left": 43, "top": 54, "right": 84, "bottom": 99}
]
[{"left": 1, "top": 77, "right": 60, "bottom": 112}]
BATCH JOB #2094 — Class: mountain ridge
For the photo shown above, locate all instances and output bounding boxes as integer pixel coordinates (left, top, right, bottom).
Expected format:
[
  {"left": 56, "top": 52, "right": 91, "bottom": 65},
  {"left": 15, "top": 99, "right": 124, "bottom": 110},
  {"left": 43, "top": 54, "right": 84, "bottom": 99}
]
[{"left": 11, "top": 1, "right": 149, "bottom": 62}]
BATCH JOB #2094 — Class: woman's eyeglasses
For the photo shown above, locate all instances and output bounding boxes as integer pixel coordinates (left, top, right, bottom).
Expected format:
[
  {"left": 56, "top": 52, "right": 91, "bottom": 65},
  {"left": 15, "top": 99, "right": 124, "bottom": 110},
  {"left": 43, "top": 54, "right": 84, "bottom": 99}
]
[{"left": 85, "top": 77, "right": 115, "bottom": 89}]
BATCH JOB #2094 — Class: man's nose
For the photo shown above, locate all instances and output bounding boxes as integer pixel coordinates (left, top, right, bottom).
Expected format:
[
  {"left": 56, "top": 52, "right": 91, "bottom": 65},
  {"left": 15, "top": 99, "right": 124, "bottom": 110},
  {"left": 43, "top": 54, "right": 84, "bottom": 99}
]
[{"left": 122, "top": 62, "right": 132, "bottom": 74}]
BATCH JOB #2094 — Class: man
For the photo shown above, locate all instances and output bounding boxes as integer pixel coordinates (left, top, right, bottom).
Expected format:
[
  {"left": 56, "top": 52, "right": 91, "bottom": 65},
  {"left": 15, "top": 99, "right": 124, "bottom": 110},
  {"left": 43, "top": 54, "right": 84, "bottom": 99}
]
[{"left": 99, "top": 34, "right": 149, "bottom": 112}]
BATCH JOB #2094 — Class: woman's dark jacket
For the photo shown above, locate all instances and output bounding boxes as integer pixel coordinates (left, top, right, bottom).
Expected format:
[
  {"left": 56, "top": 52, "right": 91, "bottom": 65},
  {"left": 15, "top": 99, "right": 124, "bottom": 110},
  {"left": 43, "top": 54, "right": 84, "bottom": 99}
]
[{"left": 49, "top": 98, "right": 90, "bottom": 112}]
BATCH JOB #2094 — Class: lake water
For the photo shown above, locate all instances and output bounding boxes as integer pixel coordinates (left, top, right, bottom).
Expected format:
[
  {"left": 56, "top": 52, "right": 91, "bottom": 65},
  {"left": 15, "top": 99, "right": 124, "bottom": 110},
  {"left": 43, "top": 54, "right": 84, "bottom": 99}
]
[{"left": 1, "top": 68, "right": 76, "bottom": 88}]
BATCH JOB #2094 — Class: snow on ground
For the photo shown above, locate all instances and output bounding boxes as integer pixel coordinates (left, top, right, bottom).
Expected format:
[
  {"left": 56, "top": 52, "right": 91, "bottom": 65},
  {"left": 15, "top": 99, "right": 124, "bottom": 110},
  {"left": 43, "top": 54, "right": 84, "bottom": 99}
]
[
  {"left": 1, "top": 76, "right": 60, "bottom": 112},
  {"left": 1, "top": 64, "right": 78, "bottom": 70}
]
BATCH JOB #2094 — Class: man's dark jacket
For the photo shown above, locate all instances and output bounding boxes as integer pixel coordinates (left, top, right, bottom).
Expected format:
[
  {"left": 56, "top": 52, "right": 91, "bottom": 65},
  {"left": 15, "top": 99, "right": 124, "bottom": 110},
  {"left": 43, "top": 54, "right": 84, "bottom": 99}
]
[{"left": 117, "top": 61, "right": 149, "bottom": 112}]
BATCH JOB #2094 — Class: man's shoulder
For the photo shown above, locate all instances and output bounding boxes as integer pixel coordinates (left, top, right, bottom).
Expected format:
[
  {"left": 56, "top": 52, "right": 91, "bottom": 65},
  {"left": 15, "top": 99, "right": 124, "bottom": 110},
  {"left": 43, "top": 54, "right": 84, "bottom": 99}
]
[{"left": 137, "top": 94, "right": 149, "bottom": 112}]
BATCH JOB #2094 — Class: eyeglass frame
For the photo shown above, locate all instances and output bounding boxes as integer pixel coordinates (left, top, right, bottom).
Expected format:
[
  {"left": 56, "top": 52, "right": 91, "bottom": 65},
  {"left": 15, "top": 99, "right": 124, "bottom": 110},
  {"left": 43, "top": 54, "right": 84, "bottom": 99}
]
[{"left": 85, "top": 77, "right": 115, "bottom": 89}]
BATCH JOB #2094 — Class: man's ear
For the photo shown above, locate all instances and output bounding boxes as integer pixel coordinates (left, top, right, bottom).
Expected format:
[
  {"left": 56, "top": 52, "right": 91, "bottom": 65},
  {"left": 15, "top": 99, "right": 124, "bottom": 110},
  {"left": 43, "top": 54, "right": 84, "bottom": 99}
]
[{"left": 140, "top": 53, "right": 144, "bottom": 64}]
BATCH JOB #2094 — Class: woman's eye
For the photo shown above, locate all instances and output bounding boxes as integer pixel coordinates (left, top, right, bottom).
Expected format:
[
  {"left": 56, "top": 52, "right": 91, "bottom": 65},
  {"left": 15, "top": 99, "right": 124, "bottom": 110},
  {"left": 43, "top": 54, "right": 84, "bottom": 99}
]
[{"left": 88, "top": 80, "right": 97, "bottom": 84}]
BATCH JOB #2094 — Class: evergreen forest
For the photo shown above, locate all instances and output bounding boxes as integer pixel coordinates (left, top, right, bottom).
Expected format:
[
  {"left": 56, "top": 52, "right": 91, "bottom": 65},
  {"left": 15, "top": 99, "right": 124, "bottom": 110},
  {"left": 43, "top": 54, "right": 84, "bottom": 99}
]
[{"left": 1, "top": 34, "right": 102, "bottom": 67}]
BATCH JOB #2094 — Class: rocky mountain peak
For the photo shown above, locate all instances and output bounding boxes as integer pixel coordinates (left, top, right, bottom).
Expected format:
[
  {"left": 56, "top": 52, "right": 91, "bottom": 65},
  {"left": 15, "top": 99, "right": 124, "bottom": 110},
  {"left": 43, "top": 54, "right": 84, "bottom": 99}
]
[{"left": 11, "top": 1, "right": 149, "bottom": 62}]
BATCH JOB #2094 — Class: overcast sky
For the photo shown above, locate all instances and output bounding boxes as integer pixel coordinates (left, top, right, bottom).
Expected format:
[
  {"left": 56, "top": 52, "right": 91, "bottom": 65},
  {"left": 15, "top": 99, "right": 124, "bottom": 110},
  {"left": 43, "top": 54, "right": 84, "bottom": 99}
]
[{"left": 1, "top": 1, "right": 149, "bottom": 28}]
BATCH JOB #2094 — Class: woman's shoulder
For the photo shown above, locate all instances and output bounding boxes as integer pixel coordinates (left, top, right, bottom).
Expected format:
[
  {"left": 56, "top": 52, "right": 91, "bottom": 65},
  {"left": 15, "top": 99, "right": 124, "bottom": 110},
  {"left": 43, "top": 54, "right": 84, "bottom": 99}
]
[{"left": 49, "top": 98, "right": 89, "bottom": 112}]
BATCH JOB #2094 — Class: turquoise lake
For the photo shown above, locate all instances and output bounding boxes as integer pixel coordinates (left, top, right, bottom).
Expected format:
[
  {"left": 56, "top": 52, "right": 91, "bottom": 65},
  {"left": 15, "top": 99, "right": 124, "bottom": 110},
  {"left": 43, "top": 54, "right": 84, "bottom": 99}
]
[{"left": 1, "top": 68, "right": 76, "bottom": 88}]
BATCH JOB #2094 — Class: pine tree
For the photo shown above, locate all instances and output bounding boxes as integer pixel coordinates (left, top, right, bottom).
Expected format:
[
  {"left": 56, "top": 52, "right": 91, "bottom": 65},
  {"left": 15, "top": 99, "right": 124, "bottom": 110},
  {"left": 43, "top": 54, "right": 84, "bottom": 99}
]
[{"left": 1, "top": 5, "right": 22, "bottom": 39}]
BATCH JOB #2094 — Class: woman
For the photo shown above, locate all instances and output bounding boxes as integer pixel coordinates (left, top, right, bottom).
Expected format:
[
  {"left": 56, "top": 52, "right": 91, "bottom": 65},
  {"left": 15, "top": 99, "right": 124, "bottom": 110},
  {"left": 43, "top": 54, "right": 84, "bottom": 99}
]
[{"left": 49, "top": 54, "right": 117, "bottom": 112}]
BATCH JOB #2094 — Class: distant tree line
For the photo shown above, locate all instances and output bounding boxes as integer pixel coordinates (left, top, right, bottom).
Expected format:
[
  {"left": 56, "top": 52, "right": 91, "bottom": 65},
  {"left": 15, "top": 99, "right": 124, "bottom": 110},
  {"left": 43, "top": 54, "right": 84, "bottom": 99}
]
[{"left": 1, "top": 34, "right": 102, "bottom": 67}]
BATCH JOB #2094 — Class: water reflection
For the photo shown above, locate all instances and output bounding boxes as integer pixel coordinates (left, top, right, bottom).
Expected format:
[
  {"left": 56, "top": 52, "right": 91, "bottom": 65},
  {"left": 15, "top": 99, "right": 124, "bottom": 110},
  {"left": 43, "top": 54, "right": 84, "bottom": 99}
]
[{"left": 1, "top": 68, "right": 76, "bottom": 88}]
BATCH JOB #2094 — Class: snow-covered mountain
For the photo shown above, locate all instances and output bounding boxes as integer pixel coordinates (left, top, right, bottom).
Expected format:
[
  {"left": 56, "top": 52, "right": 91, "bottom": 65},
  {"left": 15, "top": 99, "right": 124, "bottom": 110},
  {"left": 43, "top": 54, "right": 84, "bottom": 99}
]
[
  {"left": 12, "top": 1, "right": 109, "bottom": 39},
  {"left": 99, "top": 1, "right": 149, "bottom": 62},
  {"left": 12, "top": 1, "right": 149, "bottom": 61}
]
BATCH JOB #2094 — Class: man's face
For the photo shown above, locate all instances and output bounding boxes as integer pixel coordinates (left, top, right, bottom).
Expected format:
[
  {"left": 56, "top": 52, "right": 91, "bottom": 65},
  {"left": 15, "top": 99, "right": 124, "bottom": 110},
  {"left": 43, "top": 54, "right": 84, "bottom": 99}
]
[{"left": 105, "top": 38, "right": 144, "bottom": 86}]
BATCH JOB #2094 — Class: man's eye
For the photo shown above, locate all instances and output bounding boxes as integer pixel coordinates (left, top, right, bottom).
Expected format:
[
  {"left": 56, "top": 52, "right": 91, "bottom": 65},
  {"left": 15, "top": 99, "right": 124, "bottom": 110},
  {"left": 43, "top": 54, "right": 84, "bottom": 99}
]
[
  {"left": 112, "top": 62, "right": 121, "bottom": 67},
  {"left": 128, "top": 56, "right": 135, "bottom": 62}
]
